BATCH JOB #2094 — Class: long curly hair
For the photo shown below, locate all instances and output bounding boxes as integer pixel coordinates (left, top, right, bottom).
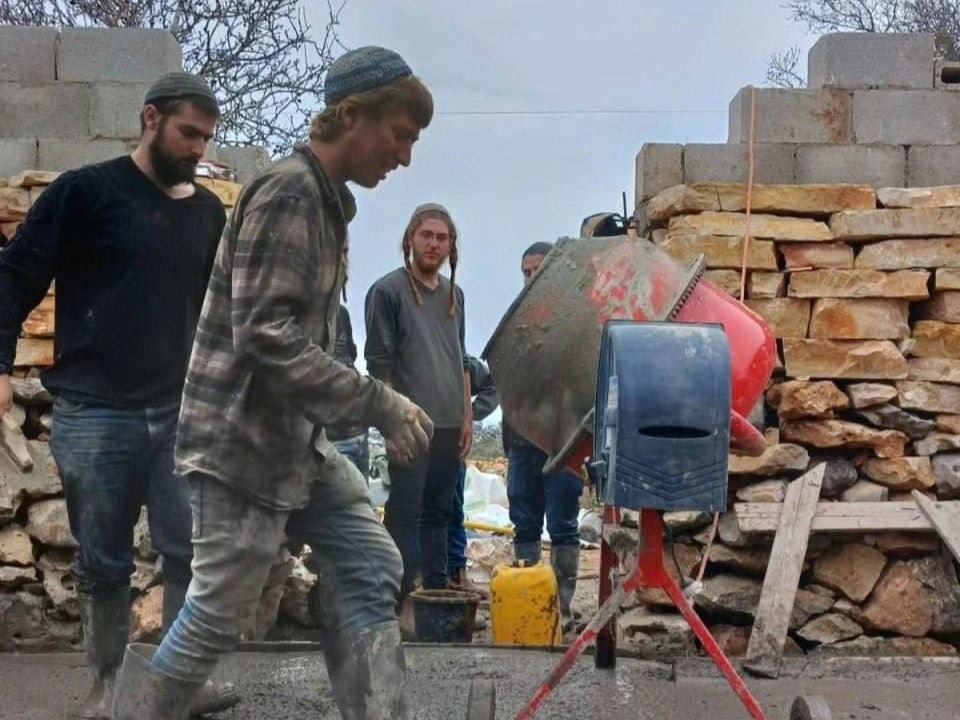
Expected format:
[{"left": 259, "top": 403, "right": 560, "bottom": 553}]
[{"left": 402, "top": 208, "right": 458, "bottom": 316}]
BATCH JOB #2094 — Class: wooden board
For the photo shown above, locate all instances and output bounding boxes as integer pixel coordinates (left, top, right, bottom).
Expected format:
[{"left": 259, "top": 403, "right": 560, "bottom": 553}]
[
  {"left": 735, "top": 501, "right": 938, "bottom": 532},
  {"left": 744, "top": 464, "right": 824, "bottom": 679},
  {"left": 912, "top": 491, "right": 960, "bottom": 564}
]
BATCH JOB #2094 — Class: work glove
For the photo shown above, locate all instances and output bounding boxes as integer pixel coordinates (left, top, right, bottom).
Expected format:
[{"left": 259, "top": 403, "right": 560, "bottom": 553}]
[{"left": 378, "top": 387, "right": 434, "bottom": 466}]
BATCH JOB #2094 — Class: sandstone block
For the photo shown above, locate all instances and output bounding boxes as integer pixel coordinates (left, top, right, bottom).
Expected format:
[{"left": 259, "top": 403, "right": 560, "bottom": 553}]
[
  {"left": 935, "top": 268, "right": 960, "bottom": 290},
  {"left": 22, "top": 295, "right": 54, "bottom": 338},
  {"left": 845, "top": 382, "right": 898, "bottom": 408},
  {"left": 809, "top": 298, "right": 909, "bottom": 340},
  {"left": 780, "top": 242, "right": 853, "bottom": 269},
  {"left": 195, "top": 178, "right": 241, "bottom": 208},
  {"left": 797, "top": 613, "right": 863, "bottom": 645},
  {"left": 856, "top": 238, "right": 960, "bottom": 269},
  {"left": 909, "top": 357, "right": 960, "bottom": 383},
  {"left": 830, "top": 207, "right": 960, "bottom": 241},
  {"left": 767, "top": 380, "right": 849, "bottom": 419},
  {"left": 783, "top": 339, "right": 908, "bottom": 380},
  {"left": 0, "top": 565, "right": 37, "bottom": 590},
  {"left": 668, "top": 212, "right": 832, "bottom": 242},
  {"left": 878, "top": 185, "right": 960, "bottom": 209},
  {"left": 897, "top": 380, "right": 960, "bottom": 413},
  {"left": 918, "top": 292, "right": 960, "bottom": 322},
  {"left": 0, "top": 187, "right": 29, "bottom": 222},
  {"left": 937, "top": 415, "right": 960, "bottom": 434},
  {"left": 914, "top": 432, "right": 960, "bottom": 456},
  {"left": 14, "top": 338, "right": 53, "bottom": 367},
  {"left": 657, "top": 233, "right": 777, "bottom": 270},
  {"left": 841, "top": 480, "right": 890, "bottom": 502},
  {"left": 861, "top": 562, "right": 934, "bottom": 637},
  {"left": 862, "top": 457, "right": 935, "bottom": 491},
  {"left": 745, "top": 298, "right": 811, "bottom": 338},
  {"left": 0, "top": 525, "right": 32, "bottom": 565},
  {"left": 863, "top": 531, "right": 942, "bottom": 557},
  {"left": 735, "top": 479, "right": 788, "bottom": 503},
  {"left": 748, "top": 272, "right": 785, "bottom": 298},
  {"left": 788, "top": 269, "right": 929, "bottom": 300},
  {"left": 703, "top": 270, "right": 741, "bottom": 297},
  {"left": 904, "top": 321, "right": 960, "bottom": 359},
  {"left": 781, "top": 419, "right": 907, "bottom": 458},
  {"left": 729, "top": 87, "right": 852, "bottom": 144},
  {"left": 813, "top": 543, "right": 887, "bottom": 602},
  {"left": 26, "top": 499, "right": 76, "bottom": 548},
  {"left": 130, "top": 586, "right": 164, "bottom": 643},
  {"left": 728, "top": 443, "right": 809, "bottom": 476},
  {"left": 913, "top": 553, "right": 960, "bottom": 634}
]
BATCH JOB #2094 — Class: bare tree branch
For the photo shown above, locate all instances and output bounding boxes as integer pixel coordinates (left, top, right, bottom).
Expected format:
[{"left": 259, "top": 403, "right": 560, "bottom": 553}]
[
  {"left": 767, "top": 45, "right": 806, "bottom": 87},
  {"left": 0, "top": 0, "right": 346, "bottom": 154}
]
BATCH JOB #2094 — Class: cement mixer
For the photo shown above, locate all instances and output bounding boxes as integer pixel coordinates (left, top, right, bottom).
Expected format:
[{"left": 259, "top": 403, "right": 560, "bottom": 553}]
[{"left": 483, "top": 234, "right": 776, "bottom": 474}]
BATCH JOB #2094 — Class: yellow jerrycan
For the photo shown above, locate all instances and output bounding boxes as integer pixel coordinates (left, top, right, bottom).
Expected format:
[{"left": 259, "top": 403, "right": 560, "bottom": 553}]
[{"left": 490, "top": 561, "right": 561, "bottom": 646}]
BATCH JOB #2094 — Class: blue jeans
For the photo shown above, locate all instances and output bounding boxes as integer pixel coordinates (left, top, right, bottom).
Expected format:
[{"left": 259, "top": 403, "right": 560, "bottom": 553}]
[
  {"left": 384, "top": 427, "right": 461, "bottom": 596},
  {"left": 331, "top": 432, "right": 370, "bottom": 479},
  {"left": 507, "top": 440, "right": 581, "bottom": 548},
  {"left": 447, "top": 463, "right": 468, "bottom": 574},
  {"left": 49, "top": 398, "right": 193, "bottom": 595},
  {"left": 153, "top": 448, "right": 401, "bottom": 683}
]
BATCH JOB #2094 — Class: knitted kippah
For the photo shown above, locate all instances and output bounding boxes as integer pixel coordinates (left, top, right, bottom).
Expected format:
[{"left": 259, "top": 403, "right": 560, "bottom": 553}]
[
  {"left": 144, "top": 72, "right": 219, "bottom": 110},
  {"left": 325, "top": 46, "right": 412, "bottom": 106}
]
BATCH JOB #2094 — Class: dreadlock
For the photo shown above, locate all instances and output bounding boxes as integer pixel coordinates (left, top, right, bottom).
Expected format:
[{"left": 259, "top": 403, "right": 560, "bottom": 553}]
[{"left": 402, "top": 207, "right": 459, "bottom": 316}]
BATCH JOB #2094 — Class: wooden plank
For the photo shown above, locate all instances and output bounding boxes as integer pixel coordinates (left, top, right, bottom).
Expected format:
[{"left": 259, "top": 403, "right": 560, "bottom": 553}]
[
  {"left": 912, "top": 491, "right": 960, "bottom": 564},
  {"left": 736, "top": 501, "right": 936, "bottom": 532},
  {"left": 744, "top": 464, "right": 825, "bottom": 679}
]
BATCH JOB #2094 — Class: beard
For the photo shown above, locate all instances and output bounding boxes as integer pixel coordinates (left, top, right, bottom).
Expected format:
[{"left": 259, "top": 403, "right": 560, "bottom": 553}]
[
  {"left": 149, "top": 125, "right": 198, "bottom": 187},
  {"left": 413, "top": 251, "right": 446, "bottom": 275}
]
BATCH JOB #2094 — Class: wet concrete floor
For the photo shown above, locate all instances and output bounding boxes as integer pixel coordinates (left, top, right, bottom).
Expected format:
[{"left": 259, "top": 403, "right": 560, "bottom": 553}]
[{"left": 1, "top": 646, "right": 959, "bottom": 719}]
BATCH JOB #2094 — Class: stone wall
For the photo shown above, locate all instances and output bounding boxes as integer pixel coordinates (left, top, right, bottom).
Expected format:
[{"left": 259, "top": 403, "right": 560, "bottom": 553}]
[
  {"left": 635, "top": 33, "right": 960, "bottom": 215},
  {"left": 0, "top": 26, "right": 270, "bottom": 183}
]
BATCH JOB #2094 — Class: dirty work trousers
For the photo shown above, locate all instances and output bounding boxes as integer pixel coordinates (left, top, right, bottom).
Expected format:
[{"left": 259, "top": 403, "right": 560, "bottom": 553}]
[
  {"left": 507, "top": 438, "right": 582, "bottom": 548},
  {"left": 151, "top": 447, "right": 402, "bottom": 684},
  {"left": 49, "top": 398, "right": 193, "bottom": 596},
  {"left": 384, "top": 428, "right": 461, "bottom": 597},
  {"left": 446, "top": 462, "right": 468, "bottom": 575}
]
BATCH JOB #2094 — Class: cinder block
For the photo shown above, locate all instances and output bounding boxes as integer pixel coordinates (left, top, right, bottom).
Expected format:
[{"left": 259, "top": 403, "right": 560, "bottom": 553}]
[
  {"left": 683, "top": 143, "right": 796, "bottom": 185},
  {"left": 0, "top": 82, "right": 90, "bottom": 138},
  {"left": 808, "top": 33, "right": 935, "bottom": 90},
  {"left": 728, "top": 87, "right": 852, "bottom": 144},
  {"left": 216, "top": 145, "right": 272, "bottom": 184},
  {"left": 0, "top": 139, "right": 38, "bottom": 178},
  {"left": 796, "top": 144, "right": 905, "bottom": 188},
  {"left": 57, "top": 28, "right": 181, "bottom": 83},
  {"left": 634, "top": 143, "right": 682, "bottom": 205},
  {"left": 854, "top": 90, "right": 960, "bottom": 145},
  {"left": 37, "top": 138, "right": 136, "bottom": 171},
  {"left": 0, "top": 27, "right": 58, "bottom": 84},
  {"left": 908, "top": 146, "right": 960, "bottom": 187},
  {"left": 89, "top": 83, "right": 151, "bottom": 139},
  {"left": 935, "top": 60, "right": 960, "bottom": 90}
]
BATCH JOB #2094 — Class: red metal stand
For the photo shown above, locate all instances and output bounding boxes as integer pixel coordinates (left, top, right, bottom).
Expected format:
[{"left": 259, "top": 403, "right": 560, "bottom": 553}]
[{"left": 514, "top": 508, "right": 768, "bottom": 720}]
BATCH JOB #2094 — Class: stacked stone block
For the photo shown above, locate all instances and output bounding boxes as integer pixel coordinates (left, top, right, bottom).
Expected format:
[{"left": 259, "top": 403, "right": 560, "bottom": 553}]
[
  {"left": 623, "top": 181, "right": 960, "bottom": 658},
  {"left": 636, "top": 32, "right": 960, "bottom": 212}
]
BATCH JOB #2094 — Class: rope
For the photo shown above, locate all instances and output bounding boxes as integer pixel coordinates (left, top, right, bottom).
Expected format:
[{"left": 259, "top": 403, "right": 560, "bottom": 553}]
[{"left": 696, "top": 85, "right": 757, "bottom": 586}]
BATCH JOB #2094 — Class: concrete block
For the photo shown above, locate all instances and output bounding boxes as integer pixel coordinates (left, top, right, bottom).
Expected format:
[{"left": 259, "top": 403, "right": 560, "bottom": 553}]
[
  {"left": 37, "top": 138, "right": 136, "bottom": 172},
  {"left": 935, "top": 60, "right": 960, "bottom": 90},
  {"left": 728, "top": 87, "right": 852, "bottom": 144},
  {"left": 57, "top": 28, "right": 181, "bottom": 83},
  {"left": 907, "top": 146, "right": 960, "bottom": 187},
  {"left": 0, "top": 27, "right": 58, "bottom": 85},
  {"left": 854, "top": 90, "right": 960, "bottom": 145},
  {"left": 796, "top": 145, "right": 905, "bottom": 188},
  {"left": 215, "top": 145, "right": 272, "bottom": 184},
  {"left": 808, "top": 33, "right": 935, "bottom": 90},
  {"left": 683, "top": 143, "right": 795, "bottom": 185},
  {"left": 0, "top": 82, "right": 90, "bottom": 138},
  {"left": 89, "top": 83, "right": 151, "bottom": 139},
  {"left": 0, "top": 139, "right": 38, "bottom": 178},
  {"left": 635, "top": 143, "right": 682, "bottom": 205}
]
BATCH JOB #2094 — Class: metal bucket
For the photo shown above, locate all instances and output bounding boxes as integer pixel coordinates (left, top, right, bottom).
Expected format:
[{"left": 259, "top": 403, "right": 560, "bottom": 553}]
[{"left": 483, "top": 235, "right": 775, "bottom": 474}]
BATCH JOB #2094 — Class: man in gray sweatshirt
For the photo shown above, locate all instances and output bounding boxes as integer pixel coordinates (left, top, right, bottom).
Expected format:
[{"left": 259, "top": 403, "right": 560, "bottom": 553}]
[{"left": 365, "top": 203, "right": 471, "bottom": 634}]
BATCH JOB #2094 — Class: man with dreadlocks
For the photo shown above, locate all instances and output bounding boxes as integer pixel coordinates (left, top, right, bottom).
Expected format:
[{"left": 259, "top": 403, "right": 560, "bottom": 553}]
[{"left": 365, "top": 203, "right": 471, "bottom": 634}]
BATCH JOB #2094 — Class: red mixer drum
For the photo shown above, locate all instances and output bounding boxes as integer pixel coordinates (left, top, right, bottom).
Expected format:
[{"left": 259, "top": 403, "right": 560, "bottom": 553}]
[{"left": 482, "top": 235, "right": 776, "bottom": 475}]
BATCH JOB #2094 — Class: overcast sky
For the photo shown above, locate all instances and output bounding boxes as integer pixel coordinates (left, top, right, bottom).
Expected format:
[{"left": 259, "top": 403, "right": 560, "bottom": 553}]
[{"left": 317, "top": 1, "right": 813, "bottom": 368}]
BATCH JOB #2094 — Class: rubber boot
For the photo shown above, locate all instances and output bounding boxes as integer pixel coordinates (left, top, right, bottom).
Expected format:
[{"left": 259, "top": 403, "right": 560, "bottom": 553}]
[
  {"left": 160, "top": 580, "right": 242, "bottom": 716},
  {"left": 77, "top": 588, "right": 130, "bottom": 720},
  {"left": 111, "top": 643, "right": 201, "bottom": 720},
  {"left": 513, "top": 541, "right": 542, "bottom": 566},
  {"left": 550, "top": 544, "right": 580, "bottom": 632},
  {"left": 323, "top": 620, "right": 412, "bottom": 720}
]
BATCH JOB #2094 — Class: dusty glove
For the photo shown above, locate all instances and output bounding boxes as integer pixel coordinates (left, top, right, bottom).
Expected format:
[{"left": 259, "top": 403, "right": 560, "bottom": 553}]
[{"left": 378, "top": 387, "right": 434, "bottom": 466}]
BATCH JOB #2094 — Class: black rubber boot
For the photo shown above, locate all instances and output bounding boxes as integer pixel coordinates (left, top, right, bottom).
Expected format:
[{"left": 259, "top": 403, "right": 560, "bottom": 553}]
[
  {"left": 550, "top": 544, "right": 580, "bottom": 631},
  {"left": 160, "top": 580, "right": 242, "bottom": 716},
  {"left": 77, "top": 588, "right": 130, "bottom": 720},
  {"left": 323, "top": 620, "right": 413, "bottom": 720},
  {"left": 513, "top": 541, "right": 542, "bottom": 566},
  {"left": 111, "top": 643, "right": 201, "bottom": 720}
]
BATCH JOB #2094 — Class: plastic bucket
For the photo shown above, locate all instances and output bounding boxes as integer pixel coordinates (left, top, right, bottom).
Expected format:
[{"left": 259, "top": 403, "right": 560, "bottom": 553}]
[{"left": 410, "top": 589, "right": 480, "bottom": 643}]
